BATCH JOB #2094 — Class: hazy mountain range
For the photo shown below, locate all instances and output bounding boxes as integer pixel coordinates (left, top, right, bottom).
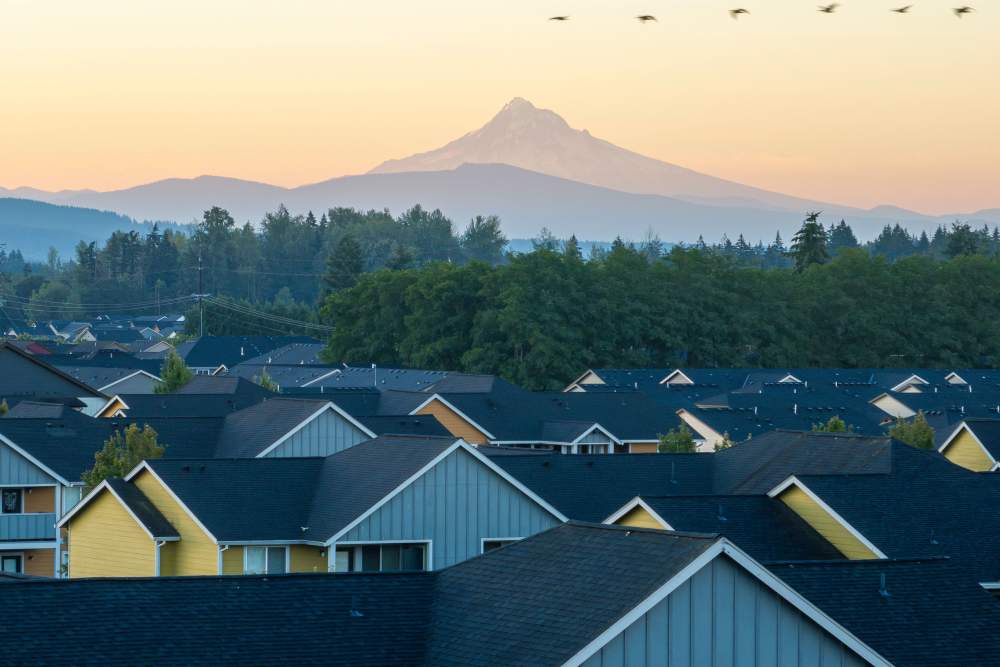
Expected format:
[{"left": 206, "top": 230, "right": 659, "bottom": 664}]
[{"left": 2, "top": 98, "right": 998, "bottom": 257}]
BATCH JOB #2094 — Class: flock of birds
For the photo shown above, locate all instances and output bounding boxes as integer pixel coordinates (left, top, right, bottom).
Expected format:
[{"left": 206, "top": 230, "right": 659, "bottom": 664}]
[{"left": 548, "top": 5, "right": 976, "bottom": 20}]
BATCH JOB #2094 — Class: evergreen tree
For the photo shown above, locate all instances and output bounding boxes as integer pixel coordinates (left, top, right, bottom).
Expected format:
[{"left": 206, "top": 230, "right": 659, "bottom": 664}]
[
  {"left": 82, "top": 425, "right": 165, "bottom": 492},
  {"left": 155, "top": 350, "right": 193, "bottom": 394},
  {"left": 812, "top": 415, "right": 853, "bottom": 433},
  {"left": 789, "top": 217, "right": 829, "bottom": 271},
  {"left": 385, "top": 243, "right": 414, "bottom": 270},
  {"left": 564, "top": 235, "right": 583, "bottom": 261},
  {"left": 827, "top": 220, "right": 859, "bottom": 255},
  {"left": 946, "top": 222, "right": 980, "bottom": 258},
  {"left": 461, "top": 215, "right": 507, "bottom": 264},
  {"left": 324, "top": 234, "right": 365, "bottom": 292}
]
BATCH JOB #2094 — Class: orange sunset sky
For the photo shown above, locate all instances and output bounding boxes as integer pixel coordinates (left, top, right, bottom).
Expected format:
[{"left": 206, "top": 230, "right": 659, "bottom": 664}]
[{"left": 1, "top": 0, "right": 996, "bottom": 214}]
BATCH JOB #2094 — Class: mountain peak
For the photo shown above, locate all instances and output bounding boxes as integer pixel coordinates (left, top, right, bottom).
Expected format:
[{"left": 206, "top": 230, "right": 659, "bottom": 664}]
[{"left": 501, "top": 97, "right": 536, "bottom": 113}]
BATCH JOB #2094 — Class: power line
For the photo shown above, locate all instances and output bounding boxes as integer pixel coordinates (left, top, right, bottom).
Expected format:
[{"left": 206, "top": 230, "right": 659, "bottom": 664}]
[{"left": 203, "top": 296, "right": 334, "bottom": 333}]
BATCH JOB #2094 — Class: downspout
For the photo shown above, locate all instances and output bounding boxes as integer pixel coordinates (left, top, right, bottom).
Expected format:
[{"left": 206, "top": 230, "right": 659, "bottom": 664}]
[
  {"left": 217, "top": 545, "right": 229, "bottom": 575},
  {"left": 155, "top": 540, "right": 167, "bottom": 576}
]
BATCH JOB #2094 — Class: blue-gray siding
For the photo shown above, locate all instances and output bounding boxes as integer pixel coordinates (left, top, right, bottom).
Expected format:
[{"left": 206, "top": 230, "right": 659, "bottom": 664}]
[
  {"left": 579, "top": 431, "right": 613, "bottom": 444},
  {"left": 103, "top": 374, "right": 160, "bottom": 394},
  {"left": 0, "top": 440, "right": 54, "bottom": 485},
  {"left": 0, "top": 513, "right": 56, "bottom": 541},
  {"left": 338, "top": 448, "right": 560, "bottom": 569},
  {"left": 263, "top": 410, "right": 369, "bottom": 458},
  {"left": 581, "top": 556, "right": 869, "bottom": 667}
]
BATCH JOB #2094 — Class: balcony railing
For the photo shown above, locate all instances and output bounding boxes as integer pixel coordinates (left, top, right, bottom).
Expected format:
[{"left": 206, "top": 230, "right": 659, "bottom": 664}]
[{"left": 0, "top": 513, "right": 56, "bottom": 541}]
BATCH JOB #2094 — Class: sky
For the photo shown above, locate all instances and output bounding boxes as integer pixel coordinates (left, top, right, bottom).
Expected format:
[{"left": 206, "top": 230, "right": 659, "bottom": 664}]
[{"left": 1, "top": 0, "right": 997, "bottom": 214}]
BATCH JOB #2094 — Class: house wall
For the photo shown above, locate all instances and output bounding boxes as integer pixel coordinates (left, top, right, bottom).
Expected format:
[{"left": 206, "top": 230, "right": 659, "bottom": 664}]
[
  {"left": 263, "top": 409, "right": 369, "bottom": 458},
  {"left": 23, "top": 486, "right": 55, "bottom": 513},
  {"left": 132, "top": 471, "right": 218, "bottom": 575},
  {"left": 778, "top": 487, "right": 877, "bottom": 560},
  {"left": 221, "top": 546, "right": 244, "bottom": 575},
  {"left": 68, "top": 491, "right": 154, "bottom": 578},
  {"left": 942, "top": 429, "right": 994, "bottom": 472},
  {"left": 416, "top": 400, "right": 489, "bottom": 445},
  {"left": 103, "top": 374, "right": 160, "bottom": 395},
  {"left": 615, "top": 506, "right": 666, "bottom": 530},
  {"left": 580, "top": 555, "right": 869, "bottom": 667},
  {"left": 0, "top": 440, "right": 54, "bottom": 485},
  {"left": 219, "top": 544, "right": 327, "bottom": 574},
  {"left": 870, "top": 395, "right": 916, "bottom": 419},
  {"left": 337, "top": 448, "right": 559, "bottom": 569},
  {"left": 628, "top": 443, "right": 658, "bottom": 454},
  {"left": 675, "top": 410, "right": 723, "bottom": 452},
  {"left": 23, "top": 548, "right": 55, "bottom": 577}
]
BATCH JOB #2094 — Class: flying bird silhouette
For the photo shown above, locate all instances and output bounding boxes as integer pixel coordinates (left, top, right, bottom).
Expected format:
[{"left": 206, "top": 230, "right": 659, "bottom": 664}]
[
  {"left": 953, "top": 6, "right": 974, "bottom": 16},
  {"left": 730, "top": 8, "right": 750, "bottom": 19},
  {"left": 891, "top": 5, "right": 912, "bottom": 12},
  {"left": 636, "top": 14, "right": 658, "bottom": 22},
  {"left": 818, "top": 3, "right": 839, "bottom": 12},
  {"left": 805, "top": 211, "right": 823, "bottom": 223},
  {"left": 548, "top": 15, "right": 570, "bottom": 21}
]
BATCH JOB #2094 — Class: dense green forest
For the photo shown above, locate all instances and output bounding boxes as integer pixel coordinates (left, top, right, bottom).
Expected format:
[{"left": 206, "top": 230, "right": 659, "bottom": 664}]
[{"left": 3, "top": 202, "right": 1000, "bottom": 389}]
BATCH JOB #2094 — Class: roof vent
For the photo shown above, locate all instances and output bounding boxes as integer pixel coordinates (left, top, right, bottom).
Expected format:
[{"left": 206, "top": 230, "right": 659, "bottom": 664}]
[
  {"left": 716, "top": 504, "right": 727, "bottom": 522},
  {"left": 878, "top": 573, "right": 891, "bottom": 598},
  {"left": 182, "top": 465, "right": 191, "bottom": 472}
]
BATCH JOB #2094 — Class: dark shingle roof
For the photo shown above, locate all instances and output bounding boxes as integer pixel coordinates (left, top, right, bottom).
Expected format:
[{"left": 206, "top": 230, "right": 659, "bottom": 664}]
[
  {"left": 112, "top": 391, "right": 269, "bottom": 418},
  {"left": 175, "top": 375, "right": 275, "bottom": 399},
  {"left": 771, "top": 558, "right": 1000, "bottom": 667},
  {"left": 638, "top": 495, "right": 842, "bottom": 561},
  {"left": 105, "top": 479, "right": 179, "bottom": 540},
  {"left": 176, "top": 336, "right": 319, "bottom": 370},
  {"left": 354, "top": 415, "right": 451, "bottom": 438},
  {"left": 426, "top": 523, "right": 720, "bottom": 666},
  {"left": 0, "top": 572, "right": 433, "bottom": 666},
  {"left": 956, "top": 418, "right": 1000, "bottom": 459},
  {"left": 213, "top": 398, "right": 340, "bottom": 458}
]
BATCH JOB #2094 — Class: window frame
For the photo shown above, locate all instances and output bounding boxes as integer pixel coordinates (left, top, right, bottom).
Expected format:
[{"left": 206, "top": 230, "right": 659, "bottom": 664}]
[
  {"left": 1, "top": 487, "right": 23, "bottom": 515},
  {"left": 242, "top": 545, "right": 290, "bottom": 575},
  {"left": 333, "top": 540, "right": 433, "bottom": 572},
  {"left": 480, "top": 537, "right": 524, "bottom": 554},
  {"left": 0, "top": 552, "right": 24, "bottom": 574}
]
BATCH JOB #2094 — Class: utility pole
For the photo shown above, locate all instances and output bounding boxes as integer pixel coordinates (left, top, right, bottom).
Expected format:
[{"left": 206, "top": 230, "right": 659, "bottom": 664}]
[{"left": 192, "top": 253, "right": 210, "bottom": 338}]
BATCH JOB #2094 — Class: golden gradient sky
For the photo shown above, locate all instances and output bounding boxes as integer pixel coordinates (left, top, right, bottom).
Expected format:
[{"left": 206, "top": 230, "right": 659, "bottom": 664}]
[{"left": 1, "top": 0, "right": 996, "bottom": 213}]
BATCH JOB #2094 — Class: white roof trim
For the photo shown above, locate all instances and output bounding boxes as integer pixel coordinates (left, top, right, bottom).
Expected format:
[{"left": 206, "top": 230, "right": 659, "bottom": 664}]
[
  {"left": 571, "top": 423, "right": 621, "bottom": 445},
  {"left": 944, "top": 371, "right": 968, "bottom": 385},
  {"left": 97, "top": 370, "right": 163, "bottom": 393},
  {"left": 890, "top": 374, "right": 930, "bottom": 393},
  {"left": 300, "top": 368, "right": 343, "bottom": 388},
  {"left": 326, "top": 439, "right": 566, "bottom": 545},
  {"left": 96, "top": 394, "right": 131, "bottom": 417},
  {"left": 0, "top": 433, "right": 72, "bottom": 486},
  {"left": 602, "top": 497, "right": 674, "bottom": 530},
  {"left": 254, "top": 402, "right": 377, "bottom": 458},
  {"left": 123, "top": 462, "right": 219, "bottom": 543},
  {"left": 938, "top": 421, "right": 998, "bottom": 466},
  {"left": 408, "top": 394, "right": 496, "bottom": 440},
  {"left": 562, "top": 538, "right": 893, "bottom": 667},
  {"left": 768, "top": 476, "right": 888, "bottom": 559},
  {"left": 659, "top": 369, "right": 694, "bottom": 385},
  {"left": 57, "top": 479, "right": 179, "bottom": 541},
  {"left": 778, "top": 373, "right": 803, "bottom": 384}
]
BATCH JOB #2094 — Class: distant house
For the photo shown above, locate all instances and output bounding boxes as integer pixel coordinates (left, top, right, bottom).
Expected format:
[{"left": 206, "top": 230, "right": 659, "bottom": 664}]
[
  {"left": 938, "top": 420, "right": 1000, "bottom": 471},
  {"left": 58, "top": 436, "right": 565, "bottom": 577},
  {"left": 0, "top": 342, "right": 104, "bottom": 405},
  {"left": 173, "top": 336, "right": 320, "bottom": 375}
]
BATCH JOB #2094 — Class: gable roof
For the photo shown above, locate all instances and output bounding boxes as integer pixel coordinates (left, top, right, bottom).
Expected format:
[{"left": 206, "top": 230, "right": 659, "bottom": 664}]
[
  {"left": 0, "top": 342, "right": 104, "bottom": 400},
  {"left": 101, "top": 479, "right": 179, "bottom": 540},
  {"left": 943, "top": 419, "right": 1000, "bottom": 461},
  {"left": 176, "top": 336, "right": 319, "bottom": 369}
]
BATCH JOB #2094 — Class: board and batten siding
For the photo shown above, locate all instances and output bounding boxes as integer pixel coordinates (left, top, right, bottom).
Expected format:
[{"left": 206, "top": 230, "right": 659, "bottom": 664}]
[
  {"left": 338, "top": 447, "right": 559, "bottom": 569},
  {"left": 0, "top": 439, "right": 54, "bottom": 485},
  {"left": 581, "top": 556, "right": 869, "bottom": 667},
  {"left": 262, "top": 409, "right": 369, "bottom": 458},
  {"left": 69, "top": 490, "right": 154, "bottom": 578},
  {"left": 942, "top": 429, "right": 994, "bottom": 472},
  {"left": 132, "top": 471, "right": 218, "bottom": 575}
]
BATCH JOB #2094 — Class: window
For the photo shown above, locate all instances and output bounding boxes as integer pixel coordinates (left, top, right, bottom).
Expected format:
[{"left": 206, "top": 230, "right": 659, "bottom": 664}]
[
  {"left": 244, "top": 546, "right": 287, "bottom": 575},
  {"left": 482, "top": 539, "right": 521, "bottom": 553},
  {"left": 335, "top": 543, "right": 427, "bottom": 573},
  {"left": 1, "top": 489, "right": 22, "bottom": 514},
  {"left": 1, "top": 554, "right": 22, "bottom": 574}
]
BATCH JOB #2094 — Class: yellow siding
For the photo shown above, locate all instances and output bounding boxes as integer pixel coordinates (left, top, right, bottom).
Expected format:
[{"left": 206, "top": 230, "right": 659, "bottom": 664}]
[
  {"left": 291, "top": 545, "right": 328, "bottom": 572},
  {"left": 615, "top": 505, "right": 667, "bottom": 530},
  {"left": 24, "top": 486, "right": 55, "bottom": 513},
  {"left": 221, "top": 546, "right": 244, "bottom": 575},
  {"left": 23, "top": 548, "right": 55, "bottom": 577},
  {"left": 69, "top": 490, "right": 155, "bottom": 578},
  {"left": 133, "top": 471, "right": 218, "bottom": 575},
  {"left": 416, "top": 399, "right": 488, "bottom": 445},
  {"left": 98, "top": 398, "right": 126, "bottom": 418},
  {"left": 943, "top": 430, "right": 994, "bottom": 472},
  {"left": 779, "top": 486, "right": 878, "bottom": 560},
  {"left": 628, "top": 443, "right": 658, "bottom": 454}
]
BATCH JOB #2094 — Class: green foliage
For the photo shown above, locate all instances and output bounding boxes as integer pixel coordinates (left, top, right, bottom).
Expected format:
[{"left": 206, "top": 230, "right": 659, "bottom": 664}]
[
  {"left": 714, "top": 432, "right": 735, "bottom": 452},
  {"left": 658, "top": 424, "right": 697, "bottom": 453},
  {"left": 790, "top": 219, "right": 830, "bottom": 271},
  {"left": 0, "top": 399, "right": 8, "bottom": 416},
  {"left": 888, "top": 411, "right": 935, "bottom": 449},
  {"left": 254, "top": 368, "right": 279, "bottom": 392},
  {"left": 155, "top": 349, "right": 192, "bottom": 394},
  {"left": 324, "top": 234, "right": 365, "bottom": 293},
  {"left": 81, "top": 424, "right": 165, "bottom": 492},
  {"left": 811, "top": 415, "right": 854, "bottom": 433}
]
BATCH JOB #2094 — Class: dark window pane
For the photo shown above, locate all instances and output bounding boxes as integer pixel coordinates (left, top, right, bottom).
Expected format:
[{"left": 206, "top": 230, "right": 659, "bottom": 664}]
[
  {"left": 381, "top": 545, "right": 401, "bottom": 571},
  {"left": 401, "top": 544, "right": 425, "bottom": 571},
  {"left": 267, "top": 547, "right": 286, "bottom": 574},
  {"left": 361, "top": 545, "right": 380, "bottom": 572},
  {"left": 1, "top": 555, "right": 22, "bottom": 573},
  {"left": 2, "top": 489, "right": 22, "bottom": 514}
]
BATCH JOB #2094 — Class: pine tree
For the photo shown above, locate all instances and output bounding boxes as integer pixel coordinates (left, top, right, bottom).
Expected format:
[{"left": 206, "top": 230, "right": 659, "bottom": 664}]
[
  {"left": 155, "top": 349, "right": 192, "bottom": 394},
  {"left": 789, "top": 217, "right": 829, "bottom": 271},
  {"left": 564, "top": 235, "right": 583, "bottom": 261},
  {"left": 324, "top": 234, "right": 365, "bottom": 292},
  {"left": 888, "top": 411, "right": 935, "bottom": 449},
  {"left": 658, "top": 424, "right": 697, "bottom": 453},
  {"left": 811, "top": 415, "right": 853, "bottom": 433},
  {"left": 827, "top": 220, "right": 859, "bottom": 255}
]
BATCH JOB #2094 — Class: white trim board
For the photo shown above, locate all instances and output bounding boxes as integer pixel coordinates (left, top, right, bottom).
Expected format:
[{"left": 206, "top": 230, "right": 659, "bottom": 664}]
[
  {"left": 938, "top": 422, "right": 999, "bottom": 467},
  {"left": 97, "top": 370, "right": 163, "bottom": 393},
  {"left": 408, "top": 394, "right": 497, "bottom": 441},
  {"left": 54, "top": 479, "right": 179, "bottom": 542},
  {"left": 123, "top": 462, "right": 219, "bottom": 543},
  {"left": 561, "top": 538, "right": 893, "bottom": 667},
  {"left": 0, "top": 433, "right": 72, "bottom": 486},
  {"left": 602, "top": 497, "right": 674, "bottom": 530},
  {"left": 767, "top": 476, "right": 888, "bottom": 559}
]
